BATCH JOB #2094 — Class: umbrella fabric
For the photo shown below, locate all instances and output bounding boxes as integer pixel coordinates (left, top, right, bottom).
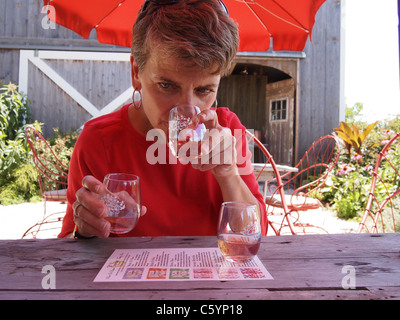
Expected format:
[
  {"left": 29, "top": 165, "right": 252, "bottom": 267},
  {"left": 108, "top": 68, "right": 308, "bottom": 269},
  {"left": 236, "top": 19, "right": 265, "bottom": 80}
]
[{"left": 43, "top": 0, "right": 326, "bottom": 52}]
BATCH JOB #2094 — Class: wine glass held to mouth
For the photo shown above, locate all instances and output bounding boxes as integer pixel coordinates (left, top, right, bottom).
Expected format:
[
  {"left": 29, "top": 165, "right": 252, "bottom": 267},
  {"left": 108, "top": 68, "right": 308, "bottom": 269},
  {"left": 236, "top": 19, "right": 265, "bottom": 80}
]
[{"left": 168, "top": 105, "right": 206, "bottom": 161}]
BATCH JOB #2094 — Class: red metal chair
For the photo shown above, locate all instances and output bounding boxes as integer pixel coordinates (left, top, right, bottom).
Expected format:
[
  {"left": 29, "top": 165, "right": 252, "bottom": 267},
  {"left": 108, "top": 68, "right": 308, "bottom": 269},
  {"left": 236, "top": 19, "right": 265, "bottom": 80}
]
[
  {"left": 246, "top": 130, "right": 295, "bottom": 235},
  {"left": 263, "top": 135, "right": 340, "bottom": 234},
  {"left": 23, "top": 126, "right": 68, "bottom": 238},
  {"left": 357, "top": 132, "right": 400, "bottom": 233}
]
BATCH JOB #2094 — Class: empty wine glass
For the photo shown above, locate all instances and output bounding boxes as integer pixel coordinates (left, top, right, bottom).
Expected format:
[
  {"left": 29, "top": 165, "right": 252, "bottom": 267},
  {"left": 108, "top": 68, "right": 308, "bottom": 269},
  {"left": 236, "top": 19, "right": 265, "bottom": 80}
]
[
  {"left": 101, "top": 173, "right": 142, "bottom": 234},
  {"left": 217, "top": 201, "right": 261, "bottom": 263},
  {"left": 168, "top": 105, "right": 206, "bottom": 160}
]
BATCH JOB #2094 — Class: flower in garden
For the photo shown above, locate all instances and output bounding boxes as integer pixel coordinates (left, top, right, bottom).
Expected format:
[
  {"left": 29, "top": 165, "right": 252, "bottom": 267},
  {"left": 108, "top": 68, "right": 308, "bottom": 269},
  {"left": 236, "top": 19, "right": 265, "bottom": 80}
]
[
  {"left": 381, "top": 139, "right": 390, "bottom": 145},
  {"left": 6, "top": 82, "right": 17, "bottom": 93},
  {"left": 363, "top": 165, "right": 374, "bottom": 172},
  {"left": 381, "top": 148, "right": 394, "bottom": 159},
  {"left": 351, "top": 153, "right": 363, "bottom": 163},
  {"left": 384, "top": 129, "right": 395, "bottom": 137},
  {"left": 336, "top": 163, "right": 355, "bottom": 176}
]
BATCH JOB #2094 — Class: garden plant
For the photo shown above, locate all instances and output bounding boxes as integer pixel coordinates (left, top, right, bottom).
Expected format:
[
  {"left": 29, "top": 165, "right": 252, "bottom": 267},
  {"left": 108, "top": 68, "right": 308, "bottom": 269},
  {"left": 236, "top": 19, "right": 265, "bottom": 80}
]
[{"left": 321, "top": 103, "right": 400, "bottom": 232}]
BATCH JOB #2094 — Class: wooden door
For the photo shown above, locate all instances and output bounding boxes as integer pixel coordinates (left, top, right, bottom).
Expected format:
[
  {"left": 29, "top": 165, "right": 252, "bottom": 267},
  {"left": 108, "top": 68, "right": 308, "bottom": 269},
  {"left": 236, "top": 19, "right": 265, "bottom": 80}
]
[{"left": 265, "top": 78, "right": 295, "bottom": 165}]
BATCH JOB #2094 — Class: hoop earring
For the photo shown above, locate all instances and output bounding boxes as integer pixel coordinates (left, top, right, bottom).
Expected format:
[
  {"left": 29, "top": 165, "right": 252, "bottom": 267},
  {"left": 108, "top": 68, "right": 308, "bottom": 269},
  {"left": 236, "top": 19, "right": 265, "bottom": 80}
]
[
  {"left": 132, "top": 88, "right": 142, "bottom": 110},
  {"left": 213, "top": 99, "right": 218, "bottom": 109}
]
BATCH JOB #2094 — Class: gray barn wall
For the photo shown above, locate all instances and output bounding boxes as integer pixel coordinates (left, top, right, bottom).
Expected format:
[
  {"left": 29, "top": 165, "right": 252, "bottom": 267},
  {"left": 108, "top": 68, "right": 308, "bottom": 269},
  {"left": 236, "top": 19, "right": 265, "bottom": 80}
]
[{"left": 298, "top": 0, "right": 342, "bottom": 158}]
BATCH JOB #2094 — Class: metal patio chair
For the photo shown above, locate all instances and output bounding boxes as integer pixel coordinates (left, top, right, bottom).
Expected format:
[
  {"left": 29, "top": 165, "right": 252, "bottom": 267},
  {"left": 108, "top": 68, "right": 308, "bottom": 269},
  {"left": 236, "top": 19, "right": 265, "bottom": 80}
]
[
  {"left": 357, "top": 132, "right": 400, "bottom": 233},
  {"left": 263, "top": 135, "right": 340, "bottom": 235},
  {"left": 23, "top": 126, "right": 68, "bottom": 238},
  {"left": 246, "top": 130, "right": 295, "bottom": 235}
]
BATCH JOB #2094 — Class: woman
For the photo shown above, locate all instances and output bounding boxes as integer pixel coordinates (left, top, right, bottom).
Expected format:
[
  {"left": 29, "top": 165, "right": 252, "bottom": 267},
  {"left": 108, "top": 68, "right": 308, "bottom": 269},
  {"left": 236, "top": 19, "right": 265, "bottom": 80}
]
[{"left": 59, "top": 0, "right": 267, "bottom": 239}]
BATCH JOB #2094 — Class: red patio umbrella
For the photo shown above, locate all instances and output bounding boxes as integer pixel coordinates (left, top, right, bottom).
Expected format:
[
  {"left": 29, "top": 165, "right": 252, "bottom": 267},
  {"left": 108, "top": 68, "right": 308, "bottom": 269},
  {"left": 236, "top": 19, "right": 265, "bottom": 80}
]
[{"left": 42, "top": 0, "right": 326, "bottom": 52}]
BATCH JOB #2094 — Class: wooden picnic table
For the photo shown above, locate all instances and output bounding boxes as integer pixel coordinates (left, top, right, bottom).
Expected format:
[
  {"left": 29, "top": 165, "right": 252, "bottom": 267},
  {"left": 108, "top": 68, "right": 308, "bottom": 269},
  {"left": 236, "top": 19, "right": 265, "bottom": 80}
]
[{"left": 0, "top": 233, "right": 399, "bottom": 300}]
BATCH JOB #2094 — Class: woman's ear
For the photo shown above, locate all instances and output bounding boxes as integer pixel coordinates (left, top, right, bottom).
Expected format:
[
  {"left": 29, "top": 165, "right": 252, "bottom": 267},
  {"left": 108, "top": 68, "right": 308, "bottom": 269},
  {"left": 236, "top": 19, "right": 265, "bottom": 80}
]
[{"left": 130, "top": 55, "right": 141, "bottom": 89}]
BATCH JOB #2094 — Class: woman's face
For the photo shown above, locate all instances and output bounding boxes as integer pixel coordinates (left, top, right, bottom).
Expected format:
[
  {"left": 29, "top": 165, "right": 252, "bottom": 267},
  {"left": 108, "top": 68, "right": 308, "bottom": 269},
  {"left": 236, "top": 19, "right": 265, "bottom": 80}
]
[{"left": 130, "top": 47, "right": 221, "bottom": 135}]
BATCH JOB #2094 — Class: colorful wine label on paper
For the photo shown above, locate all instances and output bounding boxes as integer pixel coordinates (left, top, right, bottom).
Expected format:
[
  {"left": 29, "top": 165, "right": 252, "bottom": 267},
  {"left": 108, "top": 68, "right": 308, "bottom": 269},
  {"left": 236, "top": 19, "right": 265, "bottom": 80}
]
[{"left": 94, "top": 248, "right": 273, "bottom": 282}]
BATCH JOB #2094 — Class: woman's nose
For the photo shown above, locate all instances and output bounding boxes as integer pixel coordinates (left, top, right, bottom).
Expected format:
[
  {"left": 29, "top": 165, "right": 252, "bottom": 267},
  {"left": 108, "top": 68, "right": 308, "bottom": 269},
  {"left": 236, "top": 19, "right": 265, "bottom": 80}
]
[{"left": 177, "top": 92, "right": 198, "bottom": 107}]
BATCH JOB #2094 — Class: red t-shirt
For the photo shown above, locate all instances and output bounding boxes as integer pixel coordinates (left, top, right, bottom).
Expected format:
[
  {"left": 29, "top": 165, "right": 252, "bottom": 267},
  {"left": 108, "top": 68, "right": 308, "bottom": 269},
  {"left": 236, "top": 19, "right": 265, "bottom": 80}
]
[{"left": 58, "top": 105, "right": 267, "bottom": 237}]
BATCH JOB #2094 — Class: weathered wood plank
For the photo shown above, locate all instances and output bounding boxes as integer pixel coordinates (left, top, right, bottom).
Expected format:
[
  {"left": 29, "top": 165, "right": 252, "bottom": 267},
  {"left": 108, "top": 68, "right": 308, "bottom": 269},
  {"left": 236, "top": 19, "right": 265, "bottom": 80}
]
[
  {"left": 0, "top": 49, "right": 20, "bottom": 84},
  {"left": 0, "top": 288, "right": 389, "bottom": 300},
  {"left": 0, "top": 234, "right": 399, "bottom": 300}
]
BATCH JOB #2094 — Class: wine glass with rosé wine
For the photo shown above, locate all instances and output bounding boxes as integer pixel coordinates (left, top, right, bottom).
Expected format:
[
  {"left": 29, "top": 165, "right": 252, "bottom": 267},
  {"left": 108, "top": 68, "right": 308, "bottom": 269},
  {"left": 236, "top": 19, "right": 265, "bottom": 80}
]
[
  {"left": 101, "top": 173, "right": 142, "bottom": 234},
  {"left": 168, "top": 105, "right": 206, "bottom": 161},
  {"left": 217, "top": 201, "right": 261, "bottom": 264}
]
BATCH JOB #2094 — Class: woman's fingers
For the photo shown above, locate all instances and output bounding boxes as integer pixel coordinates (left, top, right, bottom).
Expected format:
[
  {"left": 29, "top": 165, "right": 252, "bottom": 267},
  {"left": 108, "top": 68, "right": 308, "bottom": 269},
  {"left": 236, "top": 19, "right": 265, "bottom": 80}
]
[
  {"left": 73, "top": 176, "right": 110, "bottom": 238},
  {"left": 191, "top": 127, "right": 238, "bottom": 177},
  {"left": 81, "top": 175, "right": 105, "bottom": 195},
  {"left": 73, "top": 200, "right": 110, "bottom": 238}
]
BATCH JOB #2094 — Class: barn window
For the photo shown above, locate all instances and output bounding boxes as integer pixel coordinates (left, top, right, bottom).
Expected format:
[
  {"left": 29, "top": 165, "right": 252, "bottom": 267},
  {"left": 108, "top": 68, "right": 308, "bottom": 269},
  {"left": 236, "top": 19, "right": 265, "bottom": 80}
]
[{"left": 270, "top": 99, "right": 288, "bottom": 121}]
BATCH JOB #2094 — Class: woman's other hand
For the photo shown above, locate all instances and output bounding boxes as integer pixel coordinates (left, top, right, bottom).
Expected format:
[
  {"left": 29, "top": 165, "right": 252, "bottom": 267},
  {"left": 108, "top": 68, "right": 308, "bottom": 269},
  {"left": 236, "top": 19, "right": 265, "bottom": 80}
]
[
  {"left": 73, "top": 175, "right": 110, "bottom": 238},
  {"left": 191, "top": 109, "right": 238, "bottom": 178},
  {"left": 73, "top": 175, "right": 148, "bottom": 238}
]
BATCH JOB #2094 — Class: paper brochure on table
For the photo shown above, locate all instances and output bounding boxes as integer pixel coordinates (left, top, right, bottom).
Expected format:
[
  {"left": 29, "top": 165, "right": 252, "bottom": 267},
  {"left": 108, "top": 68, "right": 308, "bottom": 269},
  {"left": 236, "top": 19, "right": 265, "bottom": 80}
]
[{"left": 94, "top": 247, "right": 273, "bottom": 282}]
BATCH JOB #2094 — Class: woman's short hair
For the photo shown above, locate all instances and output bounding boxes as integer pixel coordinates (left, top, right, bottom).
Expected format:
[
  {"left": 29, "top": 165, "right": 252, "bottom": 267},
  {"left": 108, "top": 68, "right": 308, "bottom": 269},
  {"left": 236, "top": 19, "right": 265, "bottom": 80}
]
[{"left": 131, "top": 0, "right": 239, "bottom": 76}]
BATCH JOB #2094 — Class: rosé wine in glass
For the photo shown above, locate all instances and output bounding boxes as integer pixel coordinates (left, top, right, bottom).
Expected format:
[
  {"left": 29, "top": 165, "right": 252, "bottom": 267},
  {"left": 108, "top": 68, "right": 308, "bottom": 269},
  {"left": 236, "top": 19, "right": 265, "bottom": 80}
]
[
  {"left": 102, "top": 173, "right": 141, "bottom": 234},
  {"left": 169, "top": 105, "right": 205, "bottom": 160},
  {"left": 217, "top": 201, "right": 261, "bottom": 263}
]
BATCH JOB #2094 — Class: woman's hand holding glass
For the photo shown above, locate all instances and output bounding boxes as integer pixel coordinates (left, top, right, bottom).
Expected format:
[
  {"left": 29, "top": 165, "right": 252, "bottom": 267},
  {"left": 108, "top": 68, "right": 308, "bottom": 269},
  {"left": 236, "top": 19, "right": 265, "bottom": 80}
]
[
  {"left": 194, "top": 109, "right": 238, "bottom": 178},
  {"left": 169, "top": 105, "right": 238, "bottom": 178},
  {"left": 73, "top": 175, "right": 147, "bottom": 238},
  {"left": 102, "top": 173, "right": 142, "bottom": 234}
]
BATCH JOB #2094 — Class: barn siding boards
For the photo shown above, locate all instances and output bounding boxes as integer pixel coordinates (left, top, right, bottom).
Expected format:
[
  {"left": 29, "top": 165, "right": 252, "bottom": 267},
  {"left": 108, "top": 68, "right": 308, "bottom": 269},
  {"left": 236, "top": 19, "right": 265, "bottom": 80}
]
[
  {"left": 17, "top": 50, "right": 132, "bottom": 136},
  {"left": 298, "top": 0, "right": 341, "bottom": 158}
]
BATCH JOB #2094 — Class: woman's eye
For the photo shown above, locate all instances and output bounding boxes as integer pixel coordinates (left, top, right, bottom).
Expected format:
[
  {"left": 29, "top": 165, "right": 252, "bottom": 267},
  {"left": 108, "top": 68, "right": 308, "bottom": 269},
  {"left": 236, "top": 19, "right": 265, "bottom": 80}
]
[
  {"left": 197, "top": 87, "right": 214, "bottom": 95},
  {"left": 158, "top": 82, "right": 172, "bottom": 90}
]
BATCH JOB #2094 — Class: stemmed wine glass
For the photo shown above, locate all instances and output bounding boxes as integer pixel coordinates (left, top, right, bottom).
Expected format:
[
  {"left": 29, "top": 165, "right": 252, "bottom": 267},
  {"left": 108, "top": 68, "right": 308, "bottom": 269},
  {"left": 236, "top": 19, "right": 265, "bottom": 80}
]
[
  {"left": 101, "top": 173, "right": 142, "bottom": 234},
  {"left": 168, "top": 105, "right": 206, "bottom": 160}
]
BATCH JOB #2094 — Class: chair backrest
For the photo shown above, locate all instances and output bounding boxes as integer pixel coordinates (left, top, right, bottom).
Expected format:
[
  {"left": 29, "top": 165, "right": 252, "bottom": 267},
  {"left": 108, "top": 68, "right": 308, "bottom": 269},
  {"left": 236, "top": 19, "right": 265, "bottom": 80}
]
[
  {"left": 357, "top": 132, "right": 400, "bottom": 233},
  {"left": 283, "top": 135, "right": 340, "bottom": 201},
  {"left": 246, "top": 130, "right": 296, "bottom": 235},
  {"left": 25, "top": 126, "right": 68, "bottom": 200}
]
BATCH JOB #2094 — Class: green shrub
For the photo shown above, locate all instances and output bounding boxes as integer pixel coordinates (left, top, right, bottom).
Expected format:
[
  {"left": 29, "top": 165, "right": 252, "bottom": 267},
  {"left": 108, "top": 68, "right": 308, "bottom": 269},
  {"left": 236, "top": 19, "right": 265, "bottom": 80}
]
[
  {"left": 336, "top": 198, "right": 357, "bottom": 220},
  {"left": 0, "top": 164, "right": 41, "bottom": 205},
  {"left": 0, "top": 83, "right": 30, "bottom": 141},
  {"left": 0, "top": 83, "right": 77, "bottom": 205},
  {"left": 48, "top": 128, "right": 78, "bottom": 168},
  {"left": 0, "top": 83, "right": 32, "bottom": 174},
  {"left": 0, "top": 83, "right": 39, "bottom": 204}
]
